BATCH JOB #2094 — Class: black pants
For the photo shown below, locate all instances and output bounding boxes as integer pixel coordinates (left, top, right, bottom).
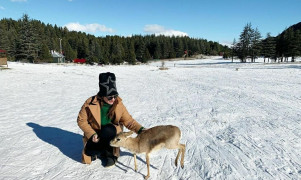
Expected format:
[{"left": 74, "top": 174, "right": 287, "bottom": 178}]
[{"left": 85, "top": 124, "right": 116, "bottom": 157}]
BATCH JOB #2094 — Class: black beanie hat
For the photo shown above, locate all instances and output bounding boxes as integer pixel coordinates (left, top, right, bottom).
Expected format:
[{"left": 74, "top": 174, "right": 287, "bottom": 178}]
[{"left": 98, "top": 72, "right": 118, "bottom": 97}]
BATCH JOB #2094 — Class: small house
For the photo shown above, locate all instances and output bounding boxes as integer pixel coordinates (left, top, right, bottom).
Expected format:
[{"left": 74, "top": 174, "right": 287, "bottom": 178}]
[{"left": 51, "top": 50, "right": 65, "bottom": 63}]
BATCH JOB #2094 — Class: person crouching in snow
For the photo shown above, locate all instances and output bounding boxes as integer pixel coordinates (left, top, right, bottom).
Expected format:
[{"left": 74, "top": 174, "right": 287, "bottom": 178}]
[{"left": 77, "top": 72, "right": 145, "bottom": 167}]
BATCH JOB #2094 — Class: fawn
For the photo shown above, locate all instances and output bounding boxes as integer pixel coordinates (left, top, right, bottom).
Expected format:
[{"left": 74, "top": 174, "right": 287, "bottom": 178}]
[{"left": 110, "top": 125, "right": 185, "bottom": 179}]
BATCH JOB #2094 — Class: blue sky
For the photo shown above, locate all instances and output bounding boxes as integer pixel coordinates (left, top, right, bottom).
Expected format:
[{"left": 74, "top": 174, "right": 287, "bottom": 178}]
[{"left": 1, "top": 0, "right": 301, "bottom": 45}]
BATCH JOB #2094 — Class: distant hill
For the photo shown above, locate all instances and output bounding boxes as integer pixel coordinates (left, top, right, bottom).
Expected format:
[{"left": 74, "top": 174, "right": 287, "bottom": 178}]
[
  {"left": 288, "top": 22, "right": 301, "bottom": 31},
  {"left": 275, "top": 22, "right": 301, "bottom": 62},
  {"left": 258, "top": 21, "right": 301, "bottom": 62},
  {"left": 278, "top": 22, "right": 301, "bottom": 37}
]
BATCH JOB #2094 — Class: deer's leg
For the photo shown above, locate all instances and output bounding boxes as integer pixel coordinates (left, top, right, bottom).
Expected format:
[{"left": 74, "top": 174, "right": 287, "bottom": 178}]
[
  {"left": 180, "top": 144, "right": 185, "bottom": 168},
  {"left": 134, "top": 153, "right": 137, "bottom": 172},
  {"left": 144, "top": 153, "right": 150, "bottom": 180},
  {"left": 175, "top": 148, "right": 181, "bottom": 167}
]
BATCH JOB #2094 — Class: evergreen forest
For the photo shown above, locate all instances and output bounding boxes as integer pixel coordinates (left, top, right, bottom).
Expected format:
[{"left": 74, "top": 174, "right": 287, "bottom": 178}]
[
  {"left": 232, "top": 22, "right": 301, "bottom": 63},
  {"left": 1, "top": 15, "right": 300, "bottom": 64},
  {"left": 0, "top": 14, "right": 229, "bottom": 64}
]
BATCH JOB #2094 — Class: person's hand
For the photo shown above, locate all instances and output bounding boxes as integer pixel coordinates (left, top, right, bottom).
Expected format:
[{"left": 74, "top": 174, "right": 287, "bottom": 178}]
[{"left": 92, "top": 134, "right": 99, "bottom": 143}]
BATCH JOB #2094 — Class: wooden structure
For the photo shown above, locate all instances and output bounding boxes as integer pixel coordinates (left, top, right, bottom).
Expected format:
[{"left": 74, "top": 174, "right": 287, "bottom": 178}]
[{"left": 0, "top": 49, "right": 8, "bottom": 67}]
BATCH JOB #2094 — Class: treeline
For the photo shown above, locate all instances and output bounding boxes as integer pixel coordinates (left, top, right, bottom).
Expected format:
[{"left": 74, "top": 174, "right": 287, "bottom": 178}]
[
  {"left": 229, "top": 22, "right": 301, "bottom": 63},
  {"left": 0, "top": 14, "right": 229, "bottom": 64}
]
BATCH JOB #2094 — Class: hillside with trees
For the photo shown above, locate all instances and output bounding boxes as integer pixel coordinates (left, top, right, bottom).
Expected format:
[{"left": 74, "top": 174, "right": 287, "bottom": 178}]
[
  {"left": 0, "top": 14, "right": 229, "bottom": 64},
  {"left": 233, "top": 22, "right": 301, "bottom": 63}
]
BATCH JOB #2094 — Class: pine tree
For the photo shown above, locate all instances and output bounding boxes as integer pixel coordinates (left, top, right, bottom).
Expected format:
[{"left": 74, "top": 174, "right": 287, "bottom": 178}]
[
  {"left": 161, "top": 41, "right": 170, "bottom": 59},
  {"left": 77, "top": 37, "right": 89, "bottom": 59},
  {"left": 276, "top": 33, "right": 286, "bottom": 62},
  {"left": 290, "top": 29, "right": 301, "bottom": 62},
  {"left": 169, "top": 40, "right": 176, "bottom": 58},
  {"left": 110, "top": 37, "right": 125, "bottom": 64},
  {"left": 283, "top": 28, "right": 298, "bottom": 62},
  {"left": 141, "top": 46, "right": 151, "bottom": 63},
  {"left": 204, "top": 43, "right": 211, "bottom": 55},
  {"left": 250, "top": 27, "right": 262, "bottom": 62},
  {"left": 153, "top": 40, "right": 161, "bottom": 59},
  {"left": 174, "top": 38, "right": 184, "bottom": 57},
  {"left": 262, "top": 33, "right": 276, "bottom": 63},
  {"left": 99, "top": 37, "right": 110, "bottom": 64},
  {"left": 87, "top": 38, "right": 101, "bottom": 64},
  {"left": 231, "top": 38, "right": 237, "bottom": 62},
  {"left": 39, "top": 43, "right": 52, "bottom": 62},
  {"left": 237, "top": 23, "right": 253, "bottom": 62},
  {"left": 63, "top": 41, "right": 77, "bottom": 62},
  {"left": 126, "top": 40, "right": 136, "bottom": 64},
  {"left": 135, "top": 38, "right": 145, "bottom": 62},
  {"left": 296, "top": 30, "right": 301, "bottom": 58},
  {"left": 15, "top": 14, "right": 39, "bottom": 62},
  {"left": 0, "top": 22, "right": 10, "bottom": 51}
]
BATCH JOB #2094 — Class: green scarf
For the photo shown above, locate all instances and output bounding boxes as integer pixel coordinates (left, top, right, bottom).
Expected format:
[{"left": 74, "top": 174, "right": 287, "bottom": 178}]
[{"left": 101, "top": 103, "right": 112, "bottom": 125}]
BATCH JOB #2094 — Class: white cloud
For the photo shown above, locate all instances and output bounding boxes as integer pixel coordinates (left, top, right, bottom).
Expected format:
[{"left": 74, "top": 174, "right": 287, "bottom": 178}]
[
  {"left": 144, "top": 24, "right": 188, "bottom": 37},
  {"left": 64, "top": 22, "right": 114, "bottom": 33},
  {"left": 0, "top": 6, "right": 5, "bottom": 10},
  {"left": 10, "top": 0, "right": 27, "bottom": 2},
  {"left": 220, "top": 41, "right": 233, "bottom": 47}
]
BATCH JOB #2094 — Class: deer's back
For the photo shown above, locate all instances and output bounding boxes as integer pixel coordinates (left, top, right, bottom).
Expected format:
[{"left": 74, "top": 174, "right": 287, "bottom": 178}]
[{"left": 137, "top": 125, "right": 181, "bottom": 152}]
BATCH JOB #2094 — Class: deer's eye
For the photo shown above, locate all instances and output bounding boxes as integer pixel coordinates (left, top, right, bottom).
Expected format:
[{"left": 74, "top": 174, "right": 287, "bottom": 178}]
[{"left": 117, "top": 138, "right": 121, "bottom": 141}]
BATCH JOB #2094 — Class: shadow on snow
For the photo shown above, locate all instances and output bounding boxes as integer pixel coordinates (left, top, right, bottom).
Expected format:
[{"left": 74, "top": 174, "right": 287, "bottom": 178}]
[
  {"left": 177, "top": 61, "right": 241, "bottom": 66},
  {"left": 26, "top": 122, "right": 158, "bottom": 169},
  {"left": 27, "top": 122, "right": 83, "bottom": 163},
  {"left": 119, "top": 151, "right": 158, "bottom": 170}
]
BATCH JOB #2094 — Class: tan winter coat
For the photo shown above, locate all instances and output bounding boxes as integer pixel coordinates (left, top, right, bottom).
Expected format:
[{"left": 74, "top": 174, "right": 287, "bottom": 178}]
[{"left": 77, "top": 95, "right": 143, "bottom": 164}]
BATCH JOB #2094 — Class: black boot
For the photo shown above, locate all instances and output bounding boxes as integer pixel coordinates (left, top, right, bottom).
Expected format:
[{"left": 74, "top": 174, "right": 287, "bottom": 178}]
[
  {"left": 85, "top": 148, "right": 106, "bottom": 161},
  {"left": 104, "top": 150, "right": 117, "bottom": 168},
  {"left": 105, "top": 156, "right": 117, "bottom": 168}
]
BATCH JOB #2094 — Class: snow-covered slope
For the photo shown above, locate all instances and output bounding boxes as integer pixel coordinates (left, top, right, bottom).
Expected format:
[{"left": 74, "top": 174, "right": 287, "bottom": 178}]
[{"left": 0, "top": 58, "right": 300, "bottom": 179}]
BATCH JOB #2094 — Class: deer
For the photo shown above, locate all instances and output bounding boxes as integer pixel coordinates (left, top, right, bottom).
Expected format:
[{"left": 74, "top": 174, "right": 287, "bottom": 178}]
[{"left": 110, "top": 125, "right": 185, "bottom": 180}]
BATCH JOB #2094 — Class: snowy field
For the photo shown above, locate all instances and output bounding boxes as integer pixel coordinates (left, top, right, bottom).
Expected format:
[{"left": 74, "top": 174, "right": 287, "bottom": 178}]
[{"left": 0, "top": 57, "right": 301, "bottom": 180}]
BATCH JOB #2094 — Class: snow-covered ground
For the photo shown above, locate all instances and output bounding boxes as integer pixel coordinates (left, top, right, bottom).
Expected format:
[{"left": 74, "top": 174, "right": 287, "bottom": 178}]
[{"left": 0, "top": 57, "right": 300, "bottom": 180}]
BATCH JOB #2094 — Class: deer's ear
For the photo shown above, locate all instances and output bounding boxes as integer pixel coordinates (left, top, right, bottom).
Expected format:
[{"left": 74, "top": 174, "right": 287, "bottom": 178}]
[{"left": 124, "top": 131, "right": 134, "bottom": 137}]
